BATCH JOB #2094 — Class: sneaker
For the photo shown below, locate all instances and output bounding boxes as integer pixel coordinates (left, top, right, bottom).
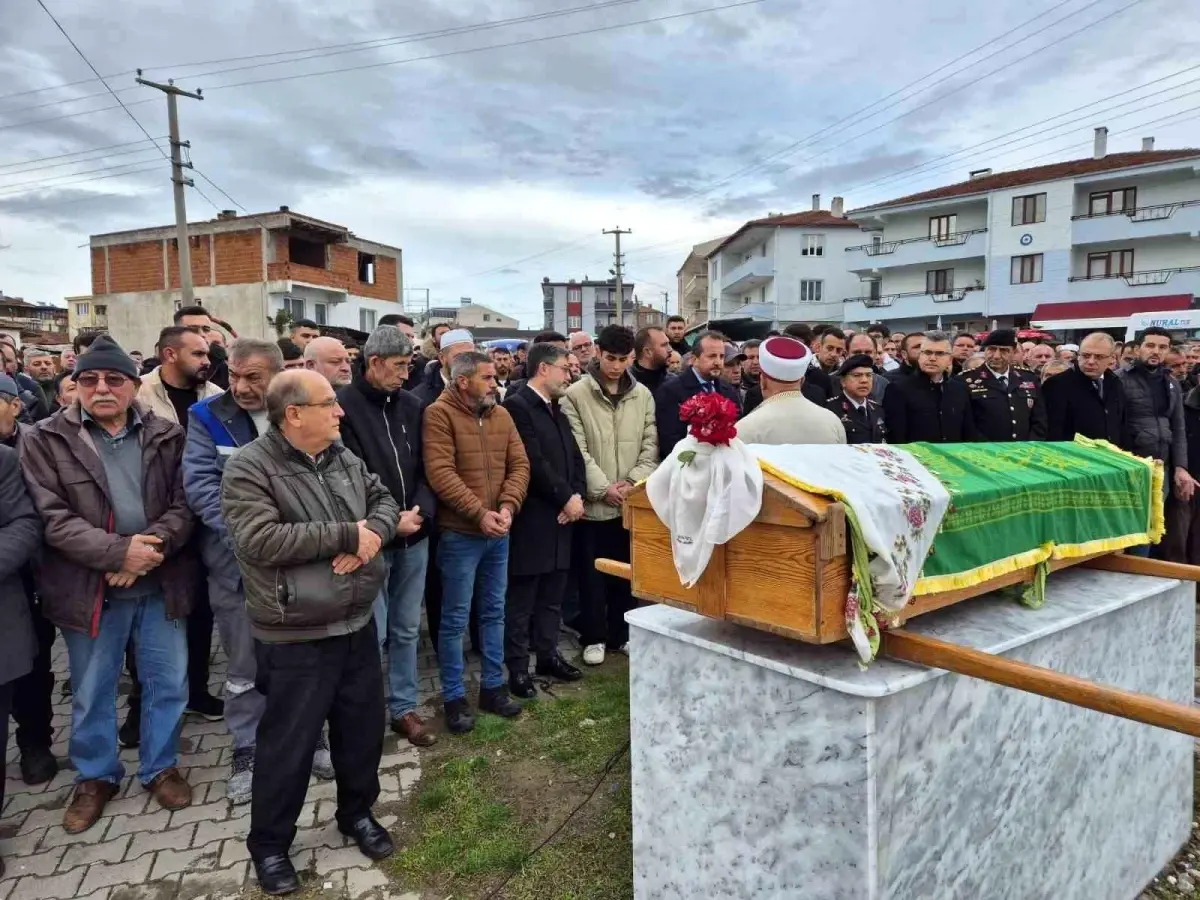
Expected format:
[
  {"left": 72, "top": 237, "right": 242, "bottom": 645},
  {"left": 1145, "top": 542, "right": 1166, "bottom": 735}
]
[
  {"left": 186, "top": 692, "right": 225, "bottom": 721},
  {"left": 444, "top": 698, "right": 476, "bottom": 734},
  {"left": 227, "top": 747, "right": 254, "bottom": 806},
  {"left": 582, "top": 644, "right": 605, "bottom": 666},
  {"left": 311, "top": 733, "right": 335, "bottom": 780},
  {"left": 118, "top": 701, "right": 141, "bottom": 749}
]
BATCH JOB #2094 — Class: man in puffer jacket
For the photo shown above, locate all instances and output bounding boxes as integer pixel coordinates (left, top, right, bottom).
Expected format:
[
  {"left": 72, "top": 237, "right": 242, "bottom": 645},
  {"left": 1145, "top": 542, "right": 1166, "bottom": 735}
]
[
  {"left": 1117, "top": 327, "right": 1195, "bottom": 560},
  {"left": 560, "top": 325, "right": 658, "bottom": 667},
  {"left": 220, "top": 369, "right": 399, "bottom": 895}
]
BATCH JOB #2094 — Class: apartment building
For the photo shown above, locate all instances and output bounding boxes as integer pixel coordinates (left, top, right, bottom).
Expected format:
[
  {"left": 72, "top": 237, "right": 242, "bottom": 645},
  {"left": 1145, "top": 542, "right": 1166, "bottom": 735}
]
[
  {"left": 0, "top": 293, "right": 69, "bottom": 347},
  {"left": 676, "top": 236, "right": 725, "bottom": 327},
  {"left": 705, "top": 197, "right": 862, "bottom": 327},
  {"left": 844, "top": 129, "right": 1200, "bottom": 335},
  {"left": 417, "top": 299, "right": 520, "bottom": 331},
  {"left": 540, "top": 277, "right": 636, "bottom": 334},
  {"left": 89, "top": 207, "right": 403, "bottom": 353}
]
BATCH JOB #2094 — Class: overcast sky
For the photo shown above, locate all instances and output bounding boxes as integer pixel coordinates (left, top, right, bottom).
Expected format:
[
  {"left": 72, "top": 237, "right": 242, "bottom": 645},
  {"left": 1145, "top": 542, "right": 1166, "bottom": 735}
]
[{"left": 1, "top": 0, "right": 1199, "bottom": 327}]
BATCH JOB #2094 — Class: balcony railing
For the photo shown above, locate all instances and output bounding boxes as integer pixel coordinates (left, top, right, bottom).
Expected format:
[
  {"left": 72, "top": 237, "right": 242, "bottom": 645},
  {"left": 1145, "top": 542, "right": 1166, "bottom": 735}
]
[
  {"left": 683, "top": 275, "right": 707, "bottom": 297},
  {"left": 843, "top": 284, "right": 985, "bottom": 309},
  {"left": 845, "top": 228, "right": 988, "bottom": 256},
  {"left": 1067, "top": 265, "right": 1200, "bottom": 287},
  {"left": 1070, "top": 199, "right": 1200, "bottom": 222}
]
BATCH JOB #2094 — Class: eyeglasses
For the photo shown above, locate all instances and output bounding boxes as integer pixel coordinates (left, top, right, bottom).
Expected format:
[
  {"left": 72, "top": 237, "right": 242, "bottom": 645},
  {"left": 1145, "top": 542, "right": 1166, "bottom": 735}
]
[
  {"left": 293, "top": 398, "right": 341, "bottom": 410},
  {"left": 76, "top": 373, "right": 130, "bottom": 389},
  {"left": 919, "top": 350, "right": 951, "bottom": 359}
]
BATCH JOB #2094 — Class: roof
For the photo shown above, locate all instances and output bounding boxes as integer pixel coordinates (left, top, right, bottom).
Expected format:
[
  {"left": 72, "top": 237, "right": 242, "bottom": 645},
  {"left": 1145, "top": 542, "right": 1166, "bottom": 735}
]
[
  {"left": 1032, "top": 294, "right": 1193, "bottom": 322},
  {"left": 705, "top": 210, "right": 861, "bottom": 258},
  {"left": 852, "top": 149, "right": 1200, "bottom": 213}
]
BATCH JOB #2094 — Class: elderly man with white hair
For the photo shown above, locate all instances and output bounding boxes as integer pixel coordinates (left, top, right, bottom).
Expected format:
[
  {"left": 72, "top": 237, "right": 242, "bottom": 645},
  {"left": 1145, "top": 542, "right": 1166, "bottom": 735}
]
[
  {"left": 304, "top": 337, "right": 353, "bottom": 388},
  {"left": 736, "top": 336, "right": 846, "bottom": 445}
]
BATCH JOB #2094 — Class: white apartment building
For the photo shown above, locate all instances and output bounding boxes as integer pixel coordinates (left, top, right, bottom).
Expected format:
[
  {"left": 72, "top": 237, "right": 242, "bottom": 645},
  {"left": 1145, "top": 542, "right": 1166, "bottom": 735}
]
[
  {"left": 844, "top": 129, "right": 1200, "bottom": 335},
  {"left": 417, "top": 299, "right": 519, "bottom": 331},
  {"left": 705, "top": 197, "right": 862, "bottom": 327},
  {"left": 540, "top": 278, "right": 636, "bottom": 334}
]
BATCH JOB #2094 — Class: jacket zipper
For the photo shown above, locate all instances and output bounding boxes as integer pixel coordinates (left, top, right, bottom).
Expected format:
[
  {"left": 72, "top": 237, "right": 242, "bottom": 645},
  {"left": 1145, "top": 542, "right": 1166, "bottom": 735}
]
[
  {"left": 479, "top": 416, "right": 494, "bottom": 514},
  {"left": 381, "top": 396, "right": 408, "bottom": 509},
  {"left": 312, "top": 459, "right": 360, "bottom": 620}
]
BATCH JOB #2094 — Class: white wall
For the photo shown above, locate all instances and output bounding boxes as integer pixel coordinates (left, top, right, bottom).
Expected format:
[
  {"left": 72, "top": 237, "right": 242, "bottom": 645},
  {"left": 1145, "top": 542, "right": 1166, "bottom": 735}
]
[
  {"left": 102, "top": 284, "right": 270, "bottom": 355},
  {"left": 876, "top": 201, "right": 988, "bottom": 242}
]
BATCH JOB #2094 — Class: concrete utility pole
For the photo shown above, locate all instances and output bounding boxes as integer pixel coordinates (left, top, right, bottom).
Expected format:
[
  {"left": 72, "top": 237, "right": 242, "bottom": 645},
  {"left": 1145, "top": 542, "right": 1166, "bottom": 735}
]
[
  {"left": 136, "top": 73, "right": 203, "bottom": 306},
  {"left": 661, "top": 291, "right": 670, "bottom": 320},
  {"left": 603, "top": 227, "right": 631, "bottom": 327}
]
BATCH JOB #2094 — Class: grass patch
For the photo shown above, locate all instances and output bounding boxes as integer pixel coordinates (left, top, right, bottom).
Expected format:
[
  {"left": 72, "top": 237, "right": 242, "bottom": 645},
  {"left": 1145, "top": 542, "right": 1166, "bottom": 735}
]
[{"left": 389, "top": 659, "right": 633, "bottom": 899}]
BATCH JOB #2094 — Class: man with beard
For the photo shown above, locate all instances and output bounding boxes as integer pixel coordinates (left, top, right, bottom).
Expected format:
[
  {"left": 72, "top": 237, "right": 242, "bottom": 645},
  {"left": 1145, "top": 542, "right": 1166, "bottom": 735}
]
[
  {"left": 174, "top": 306, "right": 231, "bottom": 389},
  {"left": 883, "top": 333, "right": 923, "bottom": 383},
  {"left": 664, "top": 315, "right": 690, "bottom": 356},
  {"left": 630, "top": 326, "right": 671, "bottom": 394},
  {"left": 1118, "top": 327, "right": 1196, "bottom": 560},
  {"left": 424, "top": 352, "right": 530, "bottom": 733},
  {"left": 413, "top": 329, "right": 476, "bottom": 409},
  {"left": 490, "top": 347, "right": 515, "bottom": 398},
  {"left": 739, "top": 339, "right": 762, "bottom": 392},
  {"left": 24, "top": 350, "right": 58, "bottom": 410},
  {"left": 0, "top": 344, "right": 48, "bottom": 422},
  {"left": 304, "top": 337, "right": 353, "bottom": 388},
  {"left": 502, "top": 343, "right": 585, "bottom": 698}
]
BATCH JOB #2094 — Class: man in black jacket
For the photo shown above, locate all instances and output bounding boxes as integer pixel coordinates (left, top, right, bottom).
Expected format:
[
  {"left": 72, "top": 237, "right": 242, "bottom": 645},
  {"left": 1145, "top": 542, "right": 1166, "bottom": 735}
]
[
  {"left": 961, "top": 329, "right": 1047, "bottom": 442},
  {"left": 502, "top": 344, "right": 586, "bottom": 698},
  {"left": 630, "top": 325, "right": 671, "bottom": 395},
  {"left": 1043, "top": 332, "right": 1127, "bottom": 446},
  {"left": 826, "top": 354, "right": 886, "bottom": 444},
  {"left": 337, "top": 327, "right": 438, "bottom": 749},
  {"left": 654, "top": 330, "right": 742, "bottom": 459},
  {"left": 882, "top": 330, "right": 976, "bottom": 443},
  {"left": 883, "top": 333, "right": 923, "bottom": 383}
]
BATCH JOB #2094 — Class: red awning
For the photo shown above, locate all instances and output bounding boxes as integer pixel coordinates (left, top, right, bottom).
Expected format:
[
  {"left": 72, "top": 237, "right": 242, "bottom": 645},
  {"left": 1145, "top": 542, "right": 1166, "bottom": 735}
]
[{"left": 1032, "top": 294, "right": 1192, "bottom": 323}]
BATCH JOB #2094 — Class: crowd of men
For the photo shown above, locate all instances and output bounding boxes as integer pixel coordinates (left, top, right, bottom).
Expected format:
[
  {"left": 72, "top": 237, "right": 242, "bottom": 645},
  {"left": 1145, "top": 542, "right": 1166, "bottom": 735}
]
[{"left": 0, "top": 304, "right": 1193, "bottom": 894}]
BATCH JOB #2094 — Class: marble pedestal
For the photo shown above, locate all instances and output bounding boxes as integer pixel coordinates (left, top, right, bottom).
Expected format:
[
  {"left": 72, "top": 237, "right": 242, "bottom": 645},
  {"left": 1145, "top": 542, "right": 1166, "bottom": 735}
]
[{"left": 627, "top": 570, "right": 1194, "bottom": 900}]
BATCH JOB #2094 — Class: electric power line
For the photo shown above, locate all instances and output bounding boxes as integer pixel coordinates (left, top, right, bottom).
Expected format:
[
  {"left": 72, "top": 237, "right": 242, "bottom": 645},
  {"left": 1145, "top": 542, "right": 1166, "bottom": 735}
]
[
  {"left": 0, "top": 141, "right": 165, "bottom": 178},
  {"left": 0, "top": 161, "right": 165, "bottom": 198},
  {"left": 0, "top": 136, "right": 165, "bottom": 171},
  {"left": 0, "top": 156, "right": 177, "bottom": 192}
]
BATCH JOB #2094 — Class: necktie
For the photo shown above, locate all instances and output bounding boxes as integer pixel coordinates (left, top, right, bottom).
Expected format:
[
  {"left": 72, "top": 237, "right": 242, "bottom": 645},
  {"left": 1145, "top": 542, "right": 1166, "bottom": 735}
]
[
  {"left": 1094, "top": 379, "right": 1104, "bottom": 401},
  {"left": 999, "top": 374, "right": 1009, "bottom": 391},
  {"left": 703, "top": 382, "right": 715, "bottom": 395}
]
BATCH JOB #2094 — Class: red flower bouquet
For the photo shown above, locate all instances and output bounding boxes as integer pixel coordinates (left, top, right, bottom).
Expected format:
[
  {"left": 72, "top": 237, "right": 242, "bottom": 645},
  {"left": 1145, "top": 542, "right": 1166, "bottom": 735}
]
[{"left": 679, "top": 392, "right": 739, "bottom": 446}]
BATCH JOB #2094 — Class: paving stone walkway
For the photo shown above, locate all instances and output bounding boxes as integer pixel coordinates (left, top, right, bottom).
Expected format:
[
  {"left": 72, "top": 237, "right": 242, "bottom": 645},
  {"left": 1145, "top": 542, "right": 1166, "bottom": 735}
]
[{"left": 0, "top": 622, "right": 555, "bottom": 900}]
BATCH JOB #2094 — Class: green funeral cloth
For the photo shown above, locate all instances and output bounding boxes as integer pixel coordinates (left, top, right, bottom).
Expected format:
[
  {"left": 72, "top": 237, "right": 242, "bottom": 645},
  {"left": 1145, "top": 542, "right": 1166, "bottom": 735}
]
[{"left": 906, "top": 437, "right": 1162, "bottom": 597}]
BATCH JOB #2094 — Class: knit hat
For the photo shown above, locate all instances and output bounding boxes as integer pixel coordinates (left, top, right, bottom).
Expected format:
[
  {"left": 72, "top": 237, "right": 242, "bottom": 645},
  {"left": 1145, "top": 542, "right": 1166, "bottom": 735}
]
[
  {"left": 838, "top": 353, "right": 875, "bottom": 377},
  {"left": 0, "top": 374, "right": 18, "bottom": 397},
  {"left": 759, "top": 336, "right": 812, "bottom": 382},
  {"left": 71, "top": 334, "right": 139, "bottom": 381},
  {"left": 439, "top": 328, "right": 474, "bottom": 350}
]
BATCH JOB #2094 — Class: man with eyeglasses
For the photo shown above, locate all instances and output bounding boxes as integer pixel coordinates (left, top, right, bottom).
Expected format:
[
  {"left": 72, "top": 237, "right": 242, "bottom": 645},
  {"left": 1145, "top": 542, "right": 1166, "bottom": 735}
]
[
  {"left": 184, "top": 338, "right": 292, "bottom": 806},
  {"left": 882, "top": 330, "right": 976, "bottom": 444},
  {"left": 569, "top": 331, "right": 596, "bottom": 368},
  {"left": 1043, "top": 332, "right": 1128, "bottom": 446},
  {"left": 221, "top": 369, "right": 399, "bottom": 894},
  {"left": 336, "top": 326, "right": 437, "bottom": 748},
  {"left": 20, "top": 336, "right": 198, "bottom": 834}
]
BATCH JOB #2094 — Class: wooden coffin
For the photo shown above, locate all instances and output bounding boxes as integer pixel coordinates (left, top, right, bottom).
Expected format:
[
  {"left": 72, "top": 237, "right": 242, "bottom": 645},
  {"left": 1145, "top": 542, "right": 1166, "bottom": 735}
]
[{"left": 619, "top": 472, "right": 1111, "bottom": 645}]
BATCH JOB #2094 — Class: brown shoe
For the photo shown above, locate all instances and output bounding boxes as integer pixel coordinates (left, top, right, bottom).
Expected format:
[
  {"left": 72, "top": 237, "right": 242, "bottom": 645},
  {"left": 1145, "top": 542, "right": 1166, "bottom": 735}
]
[
  {"left": 63, "top": 779, "right": 118, "bottom": 834},
  {"left": 392, "top": 712, "right": 437, "bottom": 747},
  {"left": 146, "top": 767, "right": 192, "bottom": 811}
]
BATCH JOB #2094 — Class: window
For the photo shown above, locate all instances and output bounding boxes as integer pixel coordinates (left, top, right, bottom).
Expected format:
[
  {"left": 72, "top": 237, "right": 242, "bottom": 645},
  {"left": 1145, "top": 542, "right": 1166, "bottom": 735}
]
[
  {"left": 1089, "top": 188, "right": 1137, "bottom": 216},
  {"left": 567, "top": 286, "right": 582, "bottom": 304},
  {"left": 357, "top": 252, "right": 376, "bottom": 284},
  {"left": 871, "top": 233, "right": 883, "bottom": 250},
  {"left": 926, "top": 268, "right": 955, "bottom": 293},
  {"left": 1010, "top": 253, "right": 1044, "bottom": 284},
  {"left": 313, "top": 302, "right": 327, "bottom": 326},
  {"left": 868, "top": 280, "right": 882, "bottom": 302},
  {"left": 929, "top": 215, "right": 957, "bottom": 240},
  {"left": 75, "top": 302, "right": 89, "bottom": 317},
  {"left": 1086, "top": 249, "right": 1135, "bottom": 278},
  {"left": 802, "top": 235, "right": 824, "bottom": 257},
  {"left": 567, "top": 315, "right": 582, "bottom": 330},
  {"left": 799, "top": 280, "right": 823, "bottom": 303},
  {"left": 283, "top": 296, "right": 305, "bottom": 320},
  {"left": 359, "top": 308, "right": 376, "bottom": 331},
  {"left": 288, "top": 235, "right": 328, "bottom": 268},
  {"left": 95, "top": 305, "right": 107, "bottom": 316},
  {"left": 1012, "top": 193, "right": 1047, "bottom": 225},
  {"left": 483, "top": 313, "right": 491, "bottom": 322}
]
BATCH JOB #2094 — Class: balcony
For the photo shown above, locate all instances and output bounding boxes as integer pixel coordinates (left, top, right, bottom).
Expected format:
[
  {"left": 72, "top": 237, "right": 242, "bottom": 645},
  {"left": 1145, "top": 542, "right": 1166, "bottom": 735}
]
[
  {"left": 1071, "top": 200, "right": 1200, "bottom": 245},
  {"left": 842, "top": 285, "right": 986, "bottom": 320},
  {"left": 844, "top": 228, "right": 988, "bottom": 272},
  {"left": 1066, "top": 266, "right": 1200, "bottom": 302},
  {"left": 720, "top": 255, "right": 774, "bottom": 295},
  {"left": 683, "top": 274, "right": 707, "bottom": 298}
]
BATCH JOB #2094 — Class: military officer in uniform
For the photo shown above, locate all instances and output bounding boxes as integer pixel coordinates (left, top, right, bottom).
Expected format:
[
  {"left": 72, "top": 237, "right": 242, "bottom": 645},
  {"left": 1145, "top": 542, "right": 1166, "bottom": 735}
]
[
  {"left": 826, "top": 354, "right": 886, "bottom": 444},
  {"left": 960, "top": 329, "right": 1047, "bottom": 442}
]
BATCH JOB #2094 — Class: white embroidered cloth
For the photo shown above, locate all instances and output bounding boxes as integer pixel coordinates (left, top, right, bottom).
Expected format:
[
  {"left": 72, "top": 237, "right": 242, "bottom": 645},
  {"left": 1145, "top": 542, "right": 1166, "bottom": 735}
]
[
  {"left": 645, "top": 436, "right": 764, "bottom": 587},
  {"left": 750, "top": 443, "right": 951, "bottom": 661}
]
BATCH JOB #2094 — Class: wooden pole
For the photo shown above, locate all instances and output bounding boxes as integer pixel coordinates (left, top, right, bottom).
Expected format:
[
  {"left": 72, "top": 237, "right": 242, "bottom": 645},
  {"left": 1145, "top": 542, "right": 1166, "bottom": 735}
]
[
  {"left": 882, "top": 629, "right": 1200, "bottom": 738},
  {"left": 1079, "top": 554, "right": 1200, "bottom": 581},
  {"left": 596, "top": 559, "right": 632, "bottom": 580}
]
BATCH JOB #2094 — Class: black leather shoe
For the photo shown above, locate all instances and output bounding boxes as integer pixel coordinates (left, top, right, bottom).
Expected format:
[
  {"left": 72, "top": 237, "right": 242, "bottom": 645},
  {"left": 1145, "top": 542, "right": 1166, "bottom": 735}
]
[
  {"left": 479, "top": 686, "right": 523, "bottom": 718},
  {"left": 444, "top": 698, "right": 476, "bottom": 734},
  {"left": 338, "top": 815, "right": 396, "bottom": 861},
  {"left": 536, "top": 654, "right": 583, "bottom": 683},
  {"left": 508, "top": 671, "right": 537, "bottom": 699},
  {"left": 253, "top": 855, "right": 300, "bottom": 895},
  {"left": 19, "top": 745, "right": 58, "bottom": 786}
]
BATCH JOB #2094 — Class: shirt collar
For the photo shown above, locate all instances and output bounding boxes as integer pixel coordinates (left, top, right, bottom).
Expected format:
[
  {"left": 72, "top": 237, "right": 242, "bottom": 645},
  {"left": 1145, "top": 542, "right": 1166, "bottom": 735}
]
[
  {"left": 848, "top": 396, "right": 868, "bottom": 410},
  {"left": 80, "top": 405, "right": 142, "bottom": 431},
  {"left": 986, "top": 365, "right": 1010, "bottom": 380},
  {"left": 527, "top": 383, "right": 553, "bottom": 407},
  {"left": 692, "top": 368, "right": 711, "bottom": 387}
]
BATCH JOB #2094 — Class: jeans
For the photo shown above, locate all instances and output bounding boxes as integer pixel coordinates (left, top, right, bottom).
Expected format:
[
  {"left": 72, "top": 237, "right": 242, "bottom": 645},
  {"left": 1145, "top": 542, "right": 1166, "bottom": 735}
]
[
  {"left": 209, "top": 578, "right": 265, "bottom": 751},
  {"left": 62, "top": 592, "right": 187, "bottom": 784},
  {"left": 437, "top": 532, "right": 508, "bottom": 703},
  {"left": 248, "top": 621, "right": 383, "bottom": 860},
  {"left": 375, "top": 541, "right": 430, "bottom": 721}
]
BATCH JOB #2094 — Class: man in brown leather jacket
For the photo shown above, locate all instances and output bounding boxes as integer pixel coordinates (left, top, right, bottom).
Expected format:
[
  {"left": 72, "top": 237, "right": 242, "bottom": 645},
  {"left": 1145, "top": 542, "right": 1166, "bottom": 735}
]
[{"left": 424, "top": 350, "right": 530, "bottom": 734}]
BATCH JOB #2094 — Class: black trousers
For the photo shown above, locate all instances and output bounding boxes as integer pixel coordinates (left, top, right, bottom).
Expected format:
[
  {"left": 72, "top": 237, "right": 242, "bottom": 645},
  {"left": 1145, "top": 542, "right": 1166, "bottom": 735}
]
[
  {"left": 247, "top": 621, "right": 384, "bottom": 860},
  {"left": 577, "top": 518, "right": 633, "bottom": 649},
  {"left": 505, "top": 570, "right": 569, "bottom": 673},
  {"left": 12, "top": 599, "right": 56, "bottom": 752},
  {"left": 0, "top": 681, "right": 11, "bottom": 812},
  {"left": 127, "top": 571, "right": 213, "bottom": 705}
]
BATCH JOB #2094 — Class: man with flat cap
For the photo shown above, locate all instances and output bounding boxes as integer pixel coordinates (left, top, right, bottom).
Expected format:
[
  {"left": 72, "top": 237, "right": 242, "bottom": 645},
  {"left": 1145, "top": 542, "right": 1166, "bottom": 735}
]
[
  {"left": 737, "top": 336, "right": 845, "bottom": 445},
  {"left": 960, "top": 328, "right": 1047, "bottom": 442},
  {"left": 826, "top": 354, "right": 886, "bottom": 444}
]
